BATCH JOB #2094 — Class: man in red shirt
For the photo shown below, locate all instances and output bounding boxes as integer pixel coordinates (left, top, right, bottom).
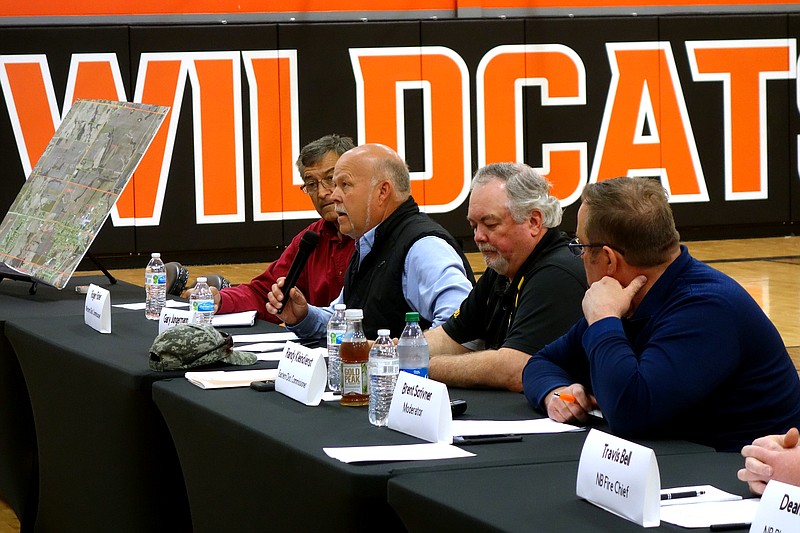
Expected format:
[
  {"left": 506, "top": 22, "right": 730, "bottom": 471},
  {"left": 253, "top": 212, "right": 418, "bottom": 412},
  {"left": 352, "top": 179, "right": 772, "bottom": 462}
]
[{"left": 211, "top": 134, "right": 356, "bottom": 323}]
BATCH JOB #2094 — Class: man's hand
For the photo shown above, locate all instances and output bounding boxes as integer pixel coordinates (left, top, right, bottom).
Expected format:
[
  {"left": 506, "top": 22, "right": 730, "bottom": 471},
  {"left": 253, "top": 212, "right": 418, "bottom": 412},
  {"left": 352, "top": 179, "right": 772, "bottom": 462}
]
[
  {"left": 738, "top": 427, "right": 800, "bottom": 495},
  {"left": 582, "top": 275, "right": 647, "bottom": 325},
  {"left": 544, "top": 383, "right": 598, "bottom": 424},
  {"left": 265, "top": 277, "right": 309, "bottom": 325}
]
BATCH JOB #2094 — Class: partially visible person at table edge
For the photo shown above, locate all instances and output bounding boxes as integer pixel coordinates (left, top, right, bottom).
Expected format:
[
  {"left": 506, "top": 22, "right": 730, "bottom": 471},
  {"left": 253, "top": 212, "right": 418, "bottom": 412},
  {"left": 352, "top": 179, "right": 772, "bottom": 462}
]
[
  {"left": 266, "top": 143, "right": 474, "bottom": 338},
  {"left": 522, "top": 176, "right": 800, "bottom": 452},
  {"left": 738, "top": 427, "right": 800, "bottom": 494}
]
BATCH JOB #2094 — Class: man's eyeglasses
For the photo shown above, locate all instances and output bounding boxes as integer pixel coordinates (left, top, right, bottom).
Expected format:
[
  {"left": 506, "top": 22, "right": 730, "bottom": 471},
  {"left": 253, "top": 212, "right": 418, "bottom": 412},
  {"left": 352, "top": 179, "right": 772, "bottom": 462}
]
[
  {"left": 300, "top": 177, "right": 335, "bottom": 195},
  {"left": 567, "top": 237, "right": 624, "bottom": 257}
]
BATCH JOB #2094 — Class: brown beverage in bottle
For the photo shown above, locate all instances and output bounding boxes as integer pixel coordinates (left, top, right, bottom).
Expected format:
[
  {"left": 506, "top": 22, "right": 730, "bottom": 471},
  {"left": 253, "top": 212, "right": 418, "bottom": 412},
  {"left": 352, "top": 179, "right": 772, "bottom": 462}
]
[{"left": 340, "top": 339, "right": 370, "bottom": 406}]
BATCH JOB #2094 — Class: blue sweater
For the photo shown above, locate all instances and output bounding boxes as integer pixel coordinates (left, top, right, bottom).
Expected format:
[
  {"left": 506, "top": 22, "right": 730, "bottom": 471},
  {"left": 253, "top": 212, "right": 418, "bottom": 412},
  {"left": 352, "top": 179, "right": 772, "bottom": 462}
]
[{"left": 522, "top": 246, "right": 800, "bottom": 451}]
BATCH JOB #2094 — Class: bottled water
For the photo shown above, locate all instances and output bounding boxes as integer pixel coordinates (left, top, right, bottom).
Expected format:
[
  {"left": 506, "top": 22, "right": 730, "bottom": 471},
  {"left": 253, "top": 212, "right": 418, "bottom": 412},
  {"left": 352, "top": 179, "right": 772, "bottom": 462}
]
[
  {"left": 340, "top": 308, "right": 369, "bottom": 406},
  {"left": 189, "top": 277, "right": 214, "bottom": 325},
  {"left": 397, "top": 311, "right": 429, "bottom": 378},
  {"left": 144, "top": 252, "right": 166, "bottom": 320},
  {"left": 326, "top": 303, "right": 347, "bottom": 393},
  {"left": 368, "top": 329, "right": 399, "bottom": 427}
]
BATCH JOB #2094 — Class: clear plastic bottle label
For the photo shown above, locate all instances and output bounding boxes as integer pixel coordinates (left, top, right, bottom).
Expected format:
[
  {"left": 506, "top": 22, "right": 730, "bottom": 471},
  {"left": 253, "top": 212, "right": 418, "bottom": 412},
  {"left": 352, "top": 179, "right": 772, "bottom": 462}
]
[
  {"left": 193, "top": 300, "right": 214, "bottom": 313},
  {"left": 401, "top": 367, "right": 429, "bottom": 379}
]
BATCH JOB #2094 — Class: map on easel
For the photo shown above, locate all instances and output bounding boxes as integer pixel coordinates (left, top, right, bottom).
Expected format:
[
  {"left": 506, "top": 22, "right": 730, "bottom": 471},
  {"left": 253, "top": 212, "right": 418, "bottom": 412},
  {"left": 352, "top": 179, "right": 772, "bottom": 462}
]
[{"left": 0, "top": 99, "right": 169, "bottom": 289}]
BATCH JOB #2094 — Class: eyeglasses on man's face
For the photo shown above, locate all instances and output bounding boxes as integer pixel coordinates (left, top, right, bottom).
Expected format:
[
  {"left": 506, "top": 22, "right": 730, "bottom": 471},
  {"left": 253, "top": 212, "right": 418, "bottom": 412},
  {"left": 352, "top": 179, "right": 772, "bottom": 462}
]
[
  {"left": 567, "top": 237, "right": 624, "bottom": 257},
  {"left": 300, "top": 177, "right": 335, "bottom": 195}
]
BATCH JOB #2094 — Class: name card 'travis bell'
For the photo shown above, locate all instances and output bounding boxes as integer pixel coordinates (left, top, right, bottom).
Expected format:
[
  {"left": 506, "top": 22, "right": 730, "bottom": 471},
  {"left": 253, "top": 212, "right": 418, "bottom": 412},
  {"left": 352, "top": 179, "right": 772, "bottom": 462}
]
[{"left": 576, "top": 428, "right": 661, "bottom": 528}]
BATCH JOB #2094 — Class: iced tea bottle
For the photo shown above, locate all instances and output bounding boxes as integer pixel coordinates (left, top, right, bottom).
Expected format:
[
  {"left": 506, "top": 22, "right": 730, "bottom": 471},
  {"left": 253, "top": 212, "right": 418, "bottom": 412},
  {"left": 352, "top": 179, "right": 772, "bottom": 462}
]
[{"left": 339, "top": 308, "right": 369, "bottom": 406}]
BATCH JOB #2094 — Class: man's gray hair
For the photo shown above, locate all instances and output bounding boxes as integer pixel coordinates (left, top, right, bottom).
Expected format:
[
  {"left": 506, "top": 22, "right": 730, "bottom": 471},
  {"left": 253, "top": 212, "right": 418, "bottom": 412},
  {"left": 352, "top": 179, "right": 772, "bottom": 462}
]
[
  {"left": 472, "top": 162, "right": 562, "bottom": 227},
  {"left": 295, "top": 134, "right": 355, "bottom": 175}
]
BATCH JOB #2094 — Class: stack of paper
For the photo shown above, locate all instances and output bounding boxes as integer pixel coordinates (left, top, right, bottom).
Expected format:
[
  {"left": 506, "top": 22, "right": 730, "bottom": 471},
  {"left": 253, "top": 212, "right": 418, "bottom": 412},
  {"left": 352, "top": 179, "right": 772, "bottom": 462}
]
[{"left": 185, "top": 369, "right": 278, "bottom": 389}]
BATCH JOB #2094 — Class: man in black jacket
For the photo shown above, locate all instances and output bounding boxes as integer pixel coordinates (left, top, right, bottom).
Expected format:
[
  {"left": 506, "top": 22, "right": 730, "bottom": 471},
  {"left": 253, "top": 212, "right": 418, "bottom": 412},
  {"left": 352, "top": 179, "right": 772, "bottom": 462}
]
[
  {"left": 427, "top": 162, "right": 587, "bottom": 392},
  {"left": 267, "top": 143, "right": 474, "bottom": 339}
]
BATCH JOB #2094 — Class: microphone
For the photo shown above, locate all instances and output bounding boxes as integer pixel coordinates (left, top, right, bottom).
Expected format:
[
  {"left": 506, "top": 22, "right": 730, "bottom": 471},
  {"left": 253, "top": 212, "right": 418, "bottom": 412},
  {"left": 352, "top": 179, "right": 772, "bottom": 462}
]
[{"left": 277, "top": 230, "right": 319, "bottom": 314}]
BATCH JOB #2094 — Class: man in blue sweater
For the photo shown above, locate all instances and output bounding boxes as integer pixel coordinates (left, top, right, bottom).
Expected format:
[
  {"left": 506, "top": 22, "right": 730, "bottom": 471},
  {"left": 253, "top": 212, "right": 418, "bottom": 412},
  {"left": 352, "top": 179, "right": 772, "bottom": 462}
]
[{"left": 522, "top": 176, "right": 800, "bottom": 452}]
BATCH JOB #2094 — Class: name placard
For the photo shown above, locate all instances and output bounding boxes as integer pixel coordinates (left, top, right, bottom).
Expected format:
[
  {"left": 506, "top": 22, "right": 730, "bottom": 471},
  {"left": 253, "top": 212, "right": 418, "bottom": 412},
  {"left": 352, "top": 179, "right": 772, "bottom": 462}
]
[
  {"left": 750, "top": 480, "right": 800, "bottom": 532},
  {"left": 275, "top": 341, "right": 326, "bottom": 406},
  {"left": 84, "top": 283, "right": 111, "bottom": 334},
  {"left": 387, "top": 372, "right": 451, "bottom": 443},
  {"left": 576, "top": 429, "right": 660, "bottom": 528},
  {"left": 158, "top": 308, "right": 196, "bottom": 334}
]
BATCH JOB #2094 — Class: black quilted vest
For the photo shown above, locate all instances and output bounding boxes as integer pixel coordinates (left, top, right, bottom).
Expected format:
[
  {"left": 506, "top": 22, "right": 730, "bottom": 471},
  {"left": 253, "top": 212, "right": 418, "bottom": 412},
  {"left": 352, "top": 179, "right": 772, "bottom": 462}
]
[{"left": 342, "top": 197, "right": 474, "bottom": 338}]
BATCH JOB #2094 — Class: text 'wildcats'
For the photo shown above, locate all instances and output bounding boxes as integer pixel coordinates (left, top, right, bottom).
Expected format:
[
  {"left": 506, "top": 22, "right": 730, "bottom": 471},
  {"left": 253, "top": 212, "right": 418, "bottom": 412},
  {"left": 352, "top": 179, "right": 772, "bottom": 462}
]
[{"left": 0, "top": 39, "right": 795, "bottom": 226}]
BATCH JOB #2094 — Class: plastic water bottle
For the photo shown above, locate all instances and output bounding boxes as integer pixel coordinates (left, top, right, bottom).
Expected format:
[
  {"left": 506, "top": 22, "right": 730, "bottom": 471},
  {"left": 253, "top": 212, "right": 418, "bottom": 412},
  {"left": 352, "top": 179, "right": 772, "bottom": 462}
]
[
  {"left": 397, "top": 311, "right": 429, "bottom": 378},
  {"left": 326, "top": 303, "right": 347, "bottom": 393},
  {"left": 144, "top": 252, "right": 166, "bottom": 320},
  {"left": 190, "top": 277, "right": 214, "bottom": 325},
  {"left": 339, "top": 308, "right": 369, "bottom": 406},
  {"left": 368, "top": 329, "right": 399, "bottom": 427}
]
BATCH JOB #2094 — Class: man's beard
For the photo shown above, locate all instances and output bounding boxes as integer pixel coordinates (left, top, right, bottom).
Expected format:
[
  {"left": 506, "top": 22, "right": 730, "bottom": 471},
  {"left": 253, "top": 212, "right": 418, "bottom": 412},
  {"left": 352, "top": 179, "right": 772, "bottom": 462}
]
[{"left": 478, "top": 244, "right": 509, "bottom": 275}]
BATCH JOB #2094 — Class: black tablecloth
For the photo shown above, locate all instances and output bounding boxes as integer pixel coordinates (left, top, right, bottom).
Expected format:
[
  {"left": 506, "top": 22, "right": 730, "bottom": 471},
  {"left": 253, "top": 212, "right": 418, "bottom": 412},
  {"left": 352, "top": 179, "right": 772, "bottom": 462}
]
[
  {"left": 5, "top": 304, "right": 286, "bottom": 533},
  {"left": 0, "top": 275, "right": 141, "bottom": 531},
  {"left": 152, "top": 380, "right": 712, "bottom": 533},
  {"left": 387, "top": 452, "right": 753, "bottom": 532}
]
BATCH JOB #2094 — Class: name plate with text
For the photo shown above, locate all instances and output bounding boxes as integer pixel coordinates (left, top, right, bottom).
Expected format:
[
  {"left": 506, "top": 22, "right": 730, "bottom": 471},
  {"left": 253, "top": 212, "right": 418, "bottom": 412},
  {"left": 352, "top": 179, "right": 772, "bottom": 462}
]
[
  {"left": 275, "top": 341, "right": 326, "bottom": 406},
  {"left": 84, "top": 283, "right": 111, "bottom": 334},
  {"left": 750, "top": 480, "right": 800, "bottom": 532},
  {"left": 159, "top": 308, "right": 196, "bottom": 334},
  {"left": 576, "top": 429, "right": 660, "bottom": 528},
  {"left": 387, "top": 372, "right": 451, "bottom": 443}
]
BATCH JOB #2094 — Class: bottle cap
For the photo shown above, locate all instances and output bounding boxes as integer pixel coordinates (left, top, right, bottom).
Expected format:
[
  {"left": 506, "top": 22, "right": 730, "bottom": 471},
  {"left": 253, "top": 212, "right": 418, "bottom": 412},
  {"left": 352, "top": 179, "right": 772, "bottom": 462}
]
[
  {"left": 196, "top": 277, "right": 207, "bottom": 283},
  {"left": 334, "top": 303, "right": 346, "bottom": 310},
  {"left": 405, "top": 311, "right": 420, "bottom": 322},
  {"left": 377, "top": 329, "right": 390, "bottom": 336},
  {"left": 345, "top": 309, "right": 363, "bottom": 320},
  {"left": 151, "top": 252, "right": 161, "bottom": 258}
]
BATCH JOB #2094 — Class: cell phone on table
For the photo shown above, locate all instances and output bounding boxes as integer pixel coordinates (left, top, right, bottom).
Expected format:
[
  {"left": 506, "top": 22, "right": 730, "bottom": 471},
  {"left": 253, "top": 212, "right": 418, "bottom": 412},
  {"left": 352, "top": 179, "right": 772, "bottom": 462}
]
[
  {"left": 250, "top": 380, "right": 275, "bottom": 392},
  {"left": 450, "top": 399, "right": 467, "bottom": 417}
]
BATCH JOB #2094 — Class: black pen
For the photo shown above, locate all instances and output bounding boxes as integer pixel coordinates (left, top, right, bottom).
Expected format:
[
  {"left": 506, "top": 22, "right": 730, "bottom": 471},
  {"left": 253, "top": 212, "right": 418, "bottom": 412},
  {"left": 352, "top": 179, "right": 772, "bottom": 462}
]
[
  {"left": 709, "top": 523, "right": 750, "bottom": 531},
  {"left": 660, "top": 489, "right": 705, "bottom": 500},
  {"left": 453, "top": 434, "right": 523, "bottom": 445}
]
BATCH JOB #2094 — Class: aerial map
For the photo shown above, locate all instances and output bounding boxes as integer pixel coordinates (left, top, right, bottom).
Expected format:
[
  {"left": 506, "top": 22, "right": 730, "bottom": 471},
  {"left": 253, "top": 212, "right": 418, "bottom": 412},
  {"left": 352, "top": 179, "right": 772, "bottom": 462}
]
[{"left": 0, "top": 99, "right": 168, "bottom": 288}]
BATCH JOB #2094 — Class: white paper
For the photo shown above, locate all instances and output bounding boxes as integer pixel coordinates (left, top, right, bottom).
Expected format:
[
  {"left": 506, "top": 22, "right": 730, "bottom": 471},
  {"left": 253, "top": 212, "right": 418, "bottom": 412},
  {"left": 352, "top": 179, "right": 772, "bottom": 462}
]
[
  {"left": 212, "top": 310, "right": 257, "bottom": 327},
  {"left": 323, "top": 442, "right": 475, "bottom": 463},
  {"left": 234, "top": 342, "right": 289, "bottom": 353},
  {"left": 232, "top": 332, "right": 298, "bottom": 343},
  {"left": 660, "top": 498, "right": 759, "bottom": 528},
  {"left": 113, "top": 299, "right": 187, "bottom": 310},
  {"left": 322, "top": 391, "right": 342, "bottom": 402},
  {"left": 452, "top": 418, "right": 584, "bottom": 436},
  {"left": 256, "top": 352, "right": 286, "bottom": 362},
  {"left": 184, "top": 369, "right": 278, "bottom": 389},
  {"left": 659, "top": 485, "right": 742, "bottom": 507}
]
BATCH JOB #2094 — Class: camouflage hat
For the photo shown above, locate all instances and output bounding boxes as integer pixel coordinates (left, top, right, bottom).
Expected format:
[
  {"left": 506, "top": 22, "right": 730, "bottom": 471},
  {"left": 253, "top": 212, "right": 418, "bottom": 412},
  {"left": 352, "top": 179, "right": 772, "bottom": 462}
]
[{"left": 149, "top": 323, "right": 257, "bottom": 371}]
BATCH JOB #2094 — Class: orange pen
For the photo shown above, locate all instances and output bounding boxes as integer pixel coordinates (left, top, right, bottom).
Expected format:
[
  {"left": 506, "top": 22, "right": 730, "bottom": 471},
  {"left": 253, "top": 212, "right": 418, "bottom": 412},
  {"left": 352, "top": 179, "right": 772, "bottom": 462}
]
[{"left": 553, "top": 391, "right": 576, "bottom": 403}]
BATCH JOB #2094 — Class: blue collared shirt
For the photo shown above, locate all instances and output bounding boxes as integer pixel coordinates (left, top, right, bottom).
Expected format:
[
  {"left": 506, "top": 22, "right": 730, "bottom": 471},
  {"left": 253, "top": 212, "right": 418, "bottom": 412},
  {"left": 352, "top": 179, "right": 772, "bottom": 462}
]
[{"left": 289, "top": 224, "right": 472, "bottom": 338}]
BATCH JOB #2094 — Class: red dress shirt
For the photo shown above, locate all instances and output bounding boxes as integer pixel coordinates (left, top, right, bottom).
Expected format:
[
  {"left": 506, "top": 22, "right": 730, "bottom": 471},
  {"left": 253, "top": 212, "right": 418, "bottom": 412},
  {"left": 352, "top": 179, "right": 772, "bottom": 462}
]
[{"left": 217, "top": 219, "right": 354, "bottom": 323}]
